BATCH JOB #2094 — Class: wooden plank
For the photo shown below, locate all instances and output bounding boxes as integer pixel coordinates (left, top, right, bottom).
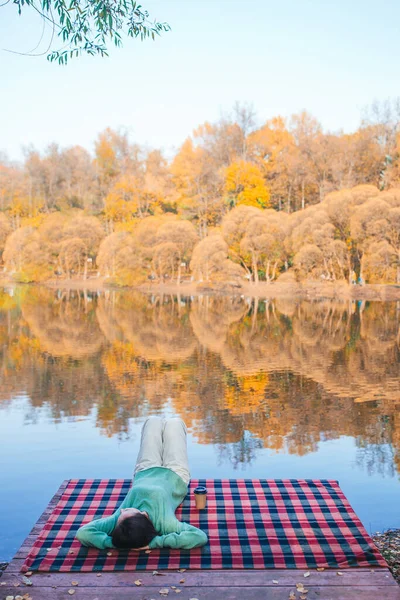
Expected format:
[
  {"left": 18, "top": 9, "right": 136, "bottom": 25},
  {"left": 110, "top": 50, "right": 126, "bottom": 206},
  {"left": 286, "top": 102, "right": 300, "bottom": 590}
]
[
  {"left": 1, "top": 584, "right": 400, "bottom": 600},
  {"left": 0, "top": 568, "right": 397, "bottom": 586}
]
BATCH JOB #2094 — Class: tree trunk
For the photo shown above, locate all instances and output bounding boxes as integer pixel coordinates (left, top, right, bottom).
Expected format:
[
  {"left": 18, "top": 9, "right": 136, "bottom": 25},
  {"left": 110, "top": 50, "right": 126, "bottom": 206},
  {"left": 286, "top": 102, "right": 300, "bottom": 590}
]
[
  {"left": 177, "top": 263, "right": 181, "bottom": 285},
  {"left": 359, "top": 253, "right": 365, "bottom": 284},
  {"left": 301, "top": 180, "right": 305, "bottom": 210},
  {"left": 397, "top": 254, "right": 400, "bottom": 284},
  {"left": 252, "top": 254, "right": 259, "bottom": 284},
  {"left": 323, "top": 256, "right": 330, "bottom": 279},
  {"left": 265, "top": 261, "right": 270, "bottom": 283},
  {"left": 271, "top": 261, "right": 278, "bottom": 281}
]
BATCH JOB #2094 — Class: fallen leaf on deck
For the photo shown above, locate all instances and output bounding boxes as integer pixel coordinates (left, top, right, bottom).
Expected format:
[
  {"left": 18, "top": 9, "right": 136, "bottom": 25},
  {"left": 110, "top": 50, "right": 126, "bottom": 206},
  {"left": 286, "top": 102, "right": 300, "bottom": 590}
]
[
  {"left": 96, "top": 573, "right": 102, "bottom": 577},
  {"left": 25, "top": 572, "right": 32, "bottom": 577},
  {"left": 22, "top": 595, "right": 32, "bottom": 600},
  {"left": 316, "top": 567, "right": 325, "bottom": 571},
  {"left": 300, "top": 595, "right": 308, "bottom": 600},
  {"left": 178, "top": 569, "right": 186, "bottom": 572},
  {"left": 68, "top": 591, "right": 75, "bottom": 596},
  {"left": 135, "top": 580, "right": 142, "bottom": 586},
  {"left": 15, "top": 596, "right": 23, "bottom": 600},
  {"left": 337, "top": 571, "right": 344, "bottom": 576},
  {"left": 170, "top": 586, "right": 176, "bottom": 589},
  {"left": 159, "top": 588, "right": 169, "bottom": 595},
  {"left": 14, "top": 583, "right": 20, "bottom": 587},
  {"left": 272, "top": 579, "right": 279, "bottom": 584},
  {"left": 5, "top": 596, "right": 15, "bottom": 600},
  {"left": 175, "top": 590, "right": 181, "bottom": 594},
  {"left": 21, "top": 577, "right": 32, "bottom": 587},
  {"left": 179, "top": 579, "right": 185, "bottom": 584},
  {"left": 289, "top": 593, "right": 296, "bottom": 600},
  {"left": 0, "top": 582, "right": 7, "bottom": 586},
  {"left": 71, "top": 581, "right": 79, "bottom": 586},
  {"left": 304, "top": 571, "right": 310, "bottom": 577},
  {"left": 189, "top": 597, "right": 199, "bottom": 600}
]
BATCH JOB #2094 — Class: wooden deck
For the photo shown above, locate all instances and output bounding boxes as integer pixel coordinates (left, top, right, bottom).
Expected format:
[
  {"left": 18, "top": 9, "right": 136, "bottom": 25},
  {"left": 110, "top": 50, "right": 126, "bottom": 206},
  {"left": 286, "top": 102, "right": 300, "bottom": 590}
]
[{"left": 1, "top": 481, "right": 400, "bottom": 600}]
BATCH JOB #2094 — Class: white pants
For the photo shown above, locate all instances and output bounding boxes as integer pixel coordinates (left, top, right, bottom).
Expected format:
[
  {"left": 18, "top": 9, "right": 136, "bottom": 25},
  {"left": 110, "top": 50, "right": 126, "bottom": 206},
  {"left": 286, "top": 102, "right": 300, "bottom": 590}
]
[{"left": 133, "top": 416, "right": 191, "bottom": 486}]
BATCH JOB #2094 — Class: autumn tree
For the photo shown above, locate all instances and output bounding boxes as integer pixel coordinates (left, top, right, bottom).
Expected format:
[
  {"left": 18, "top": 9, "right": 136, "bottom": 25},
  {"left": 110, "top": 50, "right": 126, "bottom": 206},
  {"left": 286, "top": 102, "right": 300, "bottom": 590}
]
[
  {"left": 293, "top": 244, "right": 324, "bottom": 279},
  {"left": 248, "top": 117, "right": 300, "bottom": 211},
  {"left": 222, "top": 205, "right": 261, "bottom": 279},
  {"left": 104, "top": 176, "right": 139, "bottom": 232},
  {"left": 0, "top": 213, "right": 12, "bottom": 264},
  {"left": 171, "top": 138, "right": 224, "bottom": 237},
  {"left": 190, "top": 233, "right": 245, "bottom": 283},
  {"left": 350, "top": 196, "right": 390, "bottom": 282},
  {"left": 355, "top": 189, "right": 400, "bottom": 282},
  {"left": 37, "top": 211, "right": 104, "bottom": 279},
  {"left": 224, "top": 160, "right": 270, "bottom": 209},
  {"left": 155, "top": 220, "right": 199, "bottom": 284},
  {"left": 289, "top": 111, "right": 334, "bottom": 204},
  {"left": 3, "top": 227, "right": 51, "bottom": 281},
  {"left": 239, "top": 211, "right": 287, "bottom": 283},
  {"left": 97, "top": 231, "right": 146, "bottom": 284}
]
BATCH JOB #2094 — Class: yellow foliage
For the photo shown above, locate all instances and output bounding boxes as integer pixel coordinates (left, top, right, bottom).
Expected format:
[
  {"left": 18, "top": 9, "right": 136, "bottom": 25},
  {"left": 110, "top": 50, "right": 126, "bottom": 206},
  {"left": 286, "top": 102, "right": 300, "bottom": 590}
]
[
  {"left": 95, "top": 129, "right": 119, "bottom": 181},
  {"left": 0, "top": 290, "right": 17, "bottom": 312},
  {"left": 224, "top": 160, "right": 270, "bottom": 208},
  {"left": 223, "top": 373, "right": 269, "bottom": 416},
  {"left": 21, "top": 214, "right": 46, "bottom": 228}
]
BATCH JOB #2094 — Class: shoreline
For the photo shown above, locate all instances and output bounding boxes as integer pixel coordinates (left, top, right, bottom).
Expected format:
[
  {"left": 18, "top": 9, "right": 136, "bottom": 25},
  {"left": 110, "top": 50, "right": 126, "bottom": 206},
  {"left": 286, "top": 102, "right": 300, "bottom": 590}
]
[{"left": 1, "top": 277, "right": 400, "bottom": 301}]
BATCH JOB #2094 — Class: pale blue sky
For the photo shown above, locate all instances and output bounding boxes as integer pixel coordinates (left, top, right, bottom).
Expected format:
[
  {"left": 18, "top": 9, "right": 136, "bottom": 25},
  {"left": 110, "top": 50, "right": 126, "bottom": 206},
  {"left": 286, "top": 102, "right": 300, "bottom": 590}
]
[{"left": 0, "top": 0, "right": 399, "bottom": 161}]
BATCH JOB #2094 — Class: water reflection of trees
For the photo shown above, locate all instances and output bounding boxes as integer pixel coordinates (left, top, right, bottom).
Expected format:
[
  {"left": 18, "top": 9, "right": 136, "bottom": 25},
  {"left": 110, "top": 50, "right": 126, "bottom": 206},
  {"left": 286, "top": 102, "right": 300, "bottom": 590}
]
[{"left": 0, "top": 287, "right": 399, "bottom": 471}]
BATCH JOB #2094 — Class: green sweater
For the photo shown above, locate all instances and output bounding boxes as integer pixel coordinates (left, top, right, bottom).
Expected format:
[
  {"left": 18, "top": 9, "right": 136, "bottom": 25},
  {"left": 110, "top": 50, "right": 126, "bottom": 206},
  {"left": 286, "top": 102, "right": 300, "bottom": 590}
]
[{"left": 76, "top": 467, "right": 208, "bottom": 550}]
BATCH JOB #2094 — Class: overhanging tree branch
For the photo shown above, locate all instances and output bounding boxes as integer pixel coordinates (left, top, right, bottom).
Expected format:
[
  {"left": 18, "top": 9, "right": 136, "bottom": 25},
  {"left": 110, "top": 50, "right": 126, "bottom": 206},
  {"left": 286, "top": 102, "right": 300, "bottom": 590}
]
[{"left": 7, "top": 0, "right": 170, "bottom": 64}]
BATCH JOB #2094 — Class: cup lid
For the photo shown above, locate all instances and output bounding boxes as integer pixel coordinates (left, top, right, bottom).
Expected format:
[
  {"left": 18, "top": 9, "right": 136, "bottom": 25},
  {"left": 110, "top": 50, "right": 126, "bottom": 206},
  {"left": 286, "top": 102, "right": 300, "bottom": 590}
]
[{"left": 193, "top": 486, "right": 207, "bottom": 494}]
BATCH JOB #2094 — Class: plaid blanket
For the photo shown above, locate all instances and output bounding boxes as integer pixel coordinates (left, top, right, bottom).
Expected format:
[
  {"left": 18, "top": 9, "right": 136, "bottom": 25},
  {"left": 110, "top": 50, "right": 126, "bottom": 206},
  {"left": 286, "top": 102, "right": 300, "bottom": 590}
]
[{"left": 22, "top": 478, "right": 386, "bottom": 572}]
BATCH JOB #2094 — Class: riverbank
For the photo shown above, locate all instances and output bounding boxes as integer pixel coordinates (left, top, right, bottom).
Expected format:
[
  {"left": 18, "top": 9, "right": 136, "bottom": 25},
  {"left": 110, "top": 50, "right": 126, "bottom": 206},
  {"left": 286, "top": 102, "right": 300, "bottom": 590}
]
[
  {"left": 1, "top": 276, "right": 400, "bottom": 301},
  {"left": 373, "top": 530, "right": 400, "bottom": 584}
]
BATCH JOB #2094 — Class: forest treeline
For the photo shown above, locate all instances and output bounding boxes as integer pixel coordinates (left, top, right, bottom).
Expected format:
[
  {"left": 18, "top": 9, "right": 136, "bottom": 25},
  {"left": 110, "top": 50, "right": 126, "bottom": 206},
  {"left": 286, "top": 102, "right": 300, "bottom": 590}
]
[
  {"left": 0, "top": 289, "right": 399, "bottom": 471},
  {"left": 1, "top": 101, "right": 400, "bottom": 285}
]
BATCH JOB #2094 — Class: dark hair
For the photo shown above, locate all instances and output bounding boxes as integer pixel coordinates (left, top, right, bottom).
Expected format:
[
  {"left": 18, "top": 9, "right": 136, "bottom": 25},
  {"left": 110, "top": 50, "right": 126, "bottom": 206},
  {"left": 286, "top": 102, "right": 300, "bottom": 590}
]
[{"left": 112, "top": 514, "right": 158, "bottom": 549}]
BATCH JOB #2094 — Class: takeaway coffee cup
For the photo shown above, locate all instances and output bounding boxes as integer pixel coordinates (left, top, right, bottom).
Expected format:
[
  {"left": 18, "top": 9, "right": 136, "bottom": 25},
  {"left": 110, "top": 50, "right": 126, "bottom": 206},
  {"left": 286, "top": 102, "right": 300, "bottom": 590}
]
[{"left": 193, "top": 486, "right": 207, "bottom": 509}]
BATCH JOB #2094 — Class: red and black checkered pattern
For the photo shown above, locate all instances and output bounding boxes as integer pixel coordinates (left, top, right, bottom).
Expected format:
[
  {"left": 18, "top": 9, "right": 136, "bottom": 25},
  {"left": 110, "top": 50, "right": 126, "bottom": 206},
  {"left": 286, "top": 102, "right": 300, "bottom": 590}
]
[{"left": 22, "top": 478, "right": 386, "bottom": 572}]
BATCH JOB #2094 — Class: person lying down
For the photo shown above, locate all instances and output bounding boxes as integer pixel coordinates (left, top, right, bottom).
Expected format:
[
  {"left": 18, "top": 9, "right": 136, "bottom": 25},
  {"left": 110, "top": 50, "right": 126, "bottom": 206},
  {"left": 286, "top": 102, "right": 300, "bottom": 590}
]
[{"left": 76, "top": 417, "right": 208, "bottom": 551}]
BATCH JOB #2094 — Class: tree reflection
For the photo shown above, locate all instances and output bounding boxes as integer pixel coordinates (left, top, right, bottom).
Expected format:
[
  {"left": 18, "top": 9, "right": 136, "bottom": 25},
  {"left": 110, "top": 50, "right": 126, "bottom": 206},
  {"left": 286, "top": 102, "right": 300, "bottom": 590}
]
[{"left": 0, "top": 287, "right": 399, "bottom": 472}]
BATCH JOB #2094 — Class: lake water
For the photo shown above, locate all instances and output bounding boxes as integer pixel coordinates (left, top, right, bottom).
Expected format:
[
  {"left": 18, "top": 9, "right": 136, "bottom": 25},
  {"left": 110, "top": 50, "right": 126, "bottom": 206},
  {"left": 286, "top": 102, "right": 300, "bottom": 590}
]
[{"left": 1, "top": 286, "right": 399, "bottom": 561}]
